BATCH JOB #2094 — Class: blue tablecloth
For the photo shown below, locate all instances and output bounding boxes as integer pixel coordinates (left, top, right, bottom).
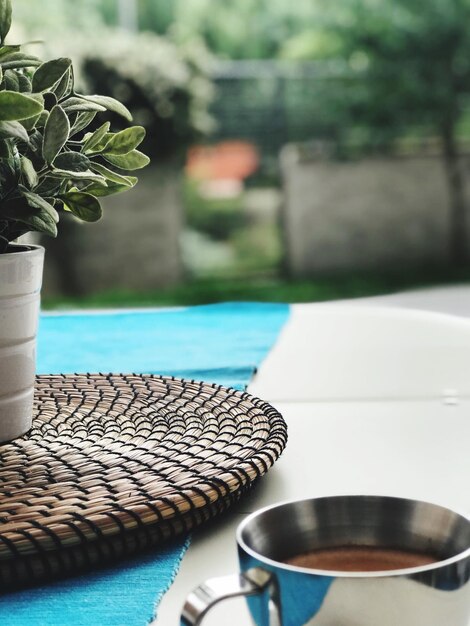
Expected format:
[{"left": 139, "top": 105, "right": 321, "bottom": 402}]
[{"left": 0, "top": 302, "right": 290, "bottom": 626}]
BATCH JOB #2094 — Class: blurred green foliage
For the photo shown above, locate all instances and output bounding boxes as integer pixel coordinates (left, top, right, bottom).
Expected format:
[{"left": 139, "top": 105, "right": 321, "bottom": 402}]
[
  {"left": 98, "top": 0, "right": 329, "bottom": 60},
  {"left": 301, "top": 0, "right": 470, "bottom": 264},
  {"left": 311, "top": 1, "right": 470, "bottom": 144},
  {"left": 12, "top": 0, "right": 215, "bottom": 160},
  {"left": 12, "top": 0, "right": 470, "bottom": 274},
  {"left": 183, "top": 179, "right": 245, "bottom": 241},
  {"left": 169, "top": 0, "right": 325, "bottom": 60},
  {"left": 12, "top": 0, "right": 101, "bottom": 33},
  {"left": 183, "top": 179, "right": 283, "bottom": 279},
  {"left": 13, "top": 0, "right": 329, "bottom": 61},
  {"left": 14, "top": 1, "right": 470, "bottom": 158},
  {"left": 42, "top": 265, "right": 470, "bottom": 310},
  {"left": 101, "top": 0, "right": 175, "bottom": 35}
]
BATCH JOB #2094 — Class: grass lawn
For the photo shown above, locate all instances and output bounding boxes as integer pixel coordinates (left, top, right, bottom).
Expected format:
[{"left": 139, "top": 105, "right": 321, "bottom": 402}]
[{"left": 42, "top": 268, "right": 470, "bottom": 310}]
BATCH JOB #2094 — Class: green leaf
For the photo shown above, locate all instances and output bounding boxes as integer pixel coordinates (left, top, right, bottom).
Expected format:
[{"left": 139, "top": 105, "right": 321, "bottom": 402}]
[
  {"left": 103, "top": 150, "right": 150, "bottom": 171},
  {"left": 50, "top": 168, "right": 107, "bottom": 185},
  {"left": 42, "top": 105, "right": 69, "bottom": 164},
  {"left": 62, "top": 97, "right": 106, "bottom": 114},
  {"left": 0, "top": 157, "right": 17, "bottom": 187},
  {"left": 19, "top": 209, "right": 58, "bottom": 237},
  {"left": 22, "top": 190, "right": 59, "bottom": 222},
  {"left": 70, "top": 111, "right": 96, "bottom": 136},
  {"left": 37, "top": 110, "right": 49, "bottom": 128},
  {"left": 0, "top": 195, "right": 58, "bottom": 237},
  {"left": 20, "top": 156, "right": 38, "bottom": 188},
  {"left": 17, "top": 73, "right": 31, "bottom": 93},
  {"left": 85, "top": 131, "right": 112, "bottom": 152},
  {"left": 89, "top": 161, "right": 136, "bottom": 186},
  {"left": 21, "top": 113, "right": 40, "bottom": 131},
  {"left": 32, "top": 58, "right": 72, "bottom": 93},
  {"left": 82, "top": 122, "right": 110, "bottom": 154},
  {"left": 76, "top": 94, "right": 133, "bottom": 122},
  {"left": 52, "top": 67, "right": 72, "bottom": 100},
  {"left": 3, "top": 68, "right": 18, "bottom": 91},
  {"left": 27, "top": 93, "right": 45, "bottom": 105},
  {"left": 35, "top": 176, "right": 62, "bottom": 196},
  {"left": 0, "top": 53, "right": 41, "bottom": 70},
  {"left": 0, "top": 45, "right": 20, "bottom": 59},
  {"left": 0, "top": 0, "right": 12, "bottom": 44},
  {"left": 0, "top": 138, "right": 10, "bottom": 157},
  {"left": 27, "top": 130, "right": 43, "bottom": 156},
  {"left": 4, "top": 70, "right": 37, "bottom": 95},
  {"left": 0, "top": 120, "right": 28, "bottom": 142},
  {"left": 102, "top": 126, "right": 146, "bottom": 155},
  {"left": 84, "top": 179, "right": 137, "bottom": 197},
  {"left": 0, "top": 91, "right": 43, "bottom": 121},
  {"left": 54, "top": 151, "right": 90, "bottom": 172},
  {"left": 61, "top": 191, "right": 102, "bottom": 222},
  {"left": 43, "top": 92, "right": 58, "bottom": 110}
]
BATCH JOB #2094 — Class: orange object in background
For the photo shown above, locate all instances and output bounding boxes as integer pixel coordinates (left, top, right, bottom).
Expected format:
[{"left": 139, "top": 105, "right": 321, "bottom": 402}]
[{"left": 186, "top": 141, "right": 259, "bottom": 182}]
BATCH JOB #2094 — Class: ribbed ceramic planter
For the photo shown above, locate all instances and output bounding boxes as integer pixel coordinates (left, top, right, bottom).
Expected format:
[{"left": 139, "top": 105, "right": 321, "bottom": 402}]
[{"left": 0, "top": 244, "right": 44, "bottom": 442}]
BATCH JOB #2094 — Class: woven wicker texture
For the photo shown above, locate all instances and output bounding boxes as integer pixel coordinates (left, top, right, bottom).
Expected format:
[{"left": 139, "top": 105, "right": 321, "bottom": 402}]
[{"left": 0, "top": 374, "right": 287, "bottom": 587}]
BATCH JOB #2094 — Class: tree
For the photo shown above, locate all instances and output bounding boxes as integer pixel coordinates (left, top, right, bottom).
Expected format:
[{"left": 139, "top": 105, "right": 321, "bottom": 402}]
[
  {"left": 166, "top": 0, "right": 325, "bottom": 60},
  {"left": 12, "top": 0, "right": 102, "bottom": 33},
  {"left": 305, "top": 0, "right": 470, "bottom": 265},
  {"left": 12, "top": 0, "right": 215, "bottom": 162}
]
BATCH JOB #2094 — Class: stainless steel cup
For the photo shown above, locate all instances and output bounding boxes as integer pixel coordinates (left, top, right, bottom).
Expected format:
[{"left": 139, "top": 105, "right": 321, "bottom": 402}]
[{"left": 181, "top": 495, "right": 470, "bottom": 626}]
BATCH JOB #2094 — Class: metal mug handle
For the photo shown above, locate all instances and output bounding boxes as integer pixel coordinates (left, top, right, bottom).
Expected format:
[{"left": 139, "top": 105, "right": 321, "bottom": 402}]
[{"left": 181, "top": 567, "right": 281, "bottom": 626}]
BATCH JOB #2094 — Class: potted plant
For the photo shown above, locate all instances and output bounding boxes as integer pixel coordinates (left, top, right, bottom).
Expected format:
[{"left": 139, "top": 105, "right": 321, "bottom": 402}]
[{"left": 0, "top": 0, "right": 149, "bottom": 442}]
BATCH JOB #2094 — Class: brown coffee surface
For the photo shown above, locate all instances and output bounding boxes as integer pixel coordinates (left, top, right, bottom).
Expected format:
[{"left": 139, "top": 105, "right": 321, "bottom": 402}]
[{"left": 285, "top": 546, "right": 438, "bottom": 572}]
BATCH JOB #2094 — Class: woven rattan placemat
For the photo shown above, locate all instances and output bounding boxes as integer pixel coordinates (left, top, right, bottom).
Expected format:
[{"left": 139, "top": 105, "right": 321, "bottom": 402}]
[{"left": 0, "top": 374, "right": 287, "bottom": 586}]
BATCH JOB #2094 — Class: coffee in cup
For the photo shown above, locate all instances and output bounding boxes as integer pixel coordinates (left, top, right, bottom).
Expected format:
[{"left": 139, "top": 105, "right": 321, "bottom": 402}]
[
  {"left": 284, "top": 545, "right": 438, "bottom": 572},
  {"left": 181, "top": 495, "right": 470, "bottom": 626}
]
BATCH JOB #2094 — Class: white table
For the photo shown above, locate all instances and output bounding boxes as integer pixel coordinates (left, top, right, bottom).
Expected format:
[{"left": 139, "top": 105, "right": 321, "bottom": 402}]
[{"left": 156, "top": 292, "right": 470, "bottom": 625}]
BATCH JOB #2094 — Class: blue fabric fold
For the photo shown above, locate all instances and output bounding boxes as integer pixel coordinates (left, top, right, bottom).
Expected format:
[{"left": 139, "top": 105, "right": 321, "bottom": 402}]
[{"left": 0, "top": 302, "right": 290, "bottom": 626}]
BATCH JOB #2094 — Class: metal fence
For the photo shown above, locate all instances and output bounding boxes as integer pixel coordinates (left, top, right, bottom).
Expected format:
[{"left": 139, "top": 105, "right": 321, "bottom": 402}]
[
  {"left": 209, "top": 60, "right": 360, "bottom": 176},
  {"left": 209, "top": 60, "right": 470, "bottom": 179}
]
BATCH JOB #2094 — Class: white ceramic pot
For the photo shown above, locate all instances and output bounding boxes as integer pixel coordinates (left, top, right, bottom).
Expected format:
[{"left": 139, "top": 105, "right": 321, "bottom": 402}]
[{"left": 0, "top": 244, "right": 44, "bottom": 442}]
